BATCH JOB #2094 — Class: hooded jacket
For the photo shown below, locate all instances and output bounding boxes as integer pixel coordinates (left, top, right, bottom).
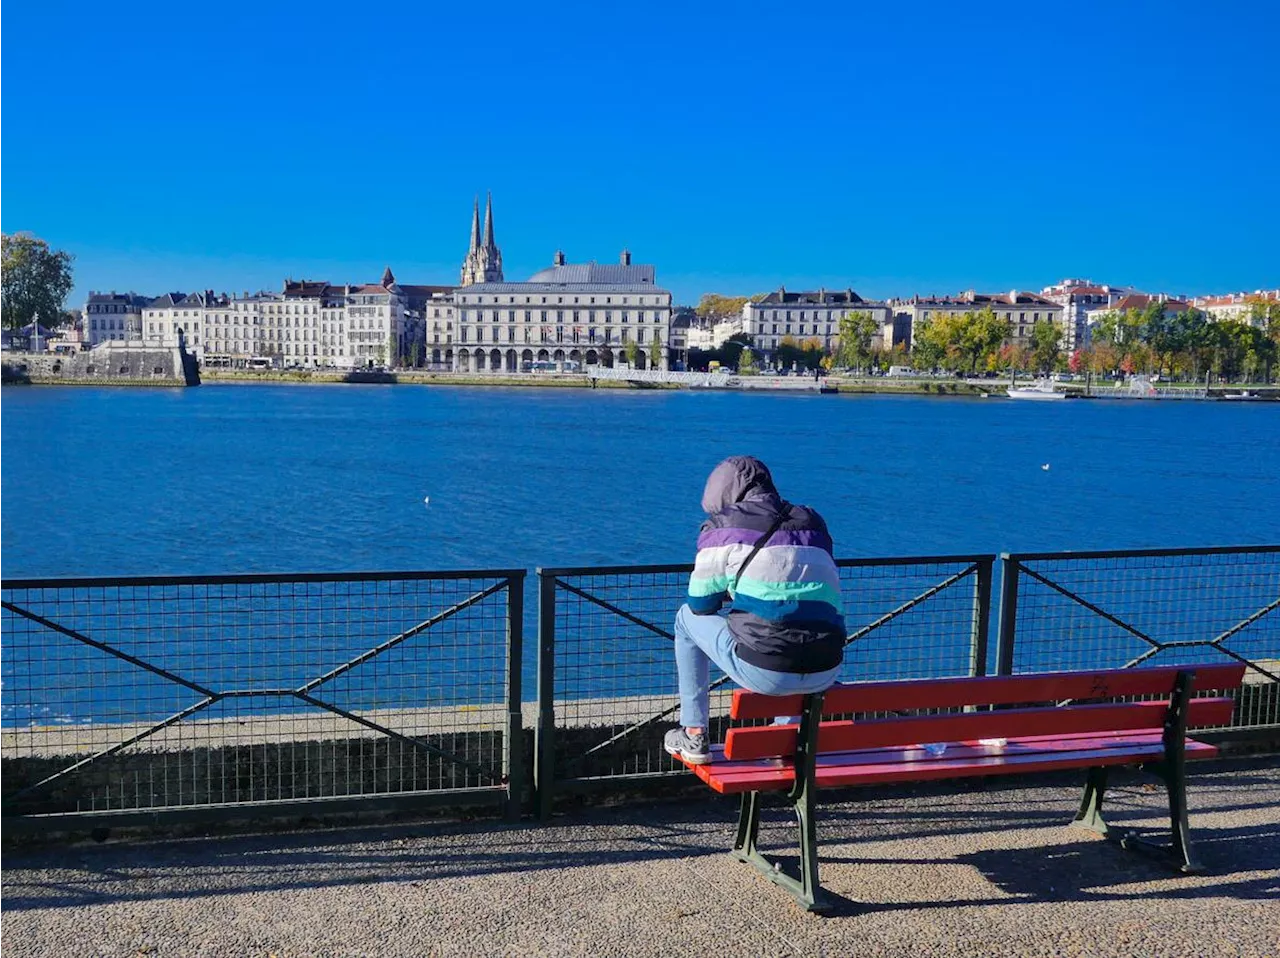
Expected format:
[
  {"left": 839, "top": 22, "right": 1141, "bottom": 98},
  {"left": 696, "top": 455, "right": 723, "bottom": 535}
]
[{"left": 686, "top": 457, "right": 845, "bottom": 673}]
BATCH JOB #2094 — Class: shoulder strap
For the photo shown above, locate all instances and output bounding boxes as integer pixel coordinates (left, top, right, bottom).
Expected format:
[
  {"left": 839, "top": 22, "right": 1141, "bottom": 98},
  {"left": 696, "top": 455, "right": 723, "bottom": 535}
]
[{"left": 732, "top": 504, "right": 790, "bottom": 592}]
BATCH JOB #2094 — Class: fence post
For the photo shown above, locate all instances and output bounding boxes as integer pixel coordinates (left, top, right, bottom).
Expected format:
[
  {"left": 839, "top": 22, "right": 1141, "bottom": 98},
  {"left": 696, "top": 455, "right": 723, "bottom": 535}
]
[
  {"left": 503, "top": 571, "right": 525, "bottom": 821},
  {"left": 995, "top": 554, "right": 1020, "bottom": 676},
  {"left": 969, "top": 558, "right": 994, "bottom": 679},
  {"left": 534, "top": 570, "right": 557, "bottom": 821}
]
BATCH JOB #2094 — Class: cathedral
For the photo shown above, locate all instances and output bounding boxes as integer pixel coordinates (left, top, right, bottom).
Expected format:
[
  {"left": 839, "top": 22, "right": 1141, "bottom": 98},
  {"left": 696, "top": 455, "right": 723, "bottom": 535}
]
[{"left": 459, "top": 193, "right": 504, "bottom": 286}]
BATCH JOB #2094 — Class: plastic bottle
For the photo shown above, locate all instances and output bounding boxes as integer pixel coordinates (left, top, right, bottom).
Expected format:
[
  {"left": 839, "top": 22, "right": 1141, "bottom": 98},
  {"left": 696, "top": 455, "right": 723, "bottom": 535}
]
[
  {"left": 922, "top": 742, "right": 948, "bottom": 757},
  {"left": 979, "top": 738, "right": 1008, "bottom": 748}
]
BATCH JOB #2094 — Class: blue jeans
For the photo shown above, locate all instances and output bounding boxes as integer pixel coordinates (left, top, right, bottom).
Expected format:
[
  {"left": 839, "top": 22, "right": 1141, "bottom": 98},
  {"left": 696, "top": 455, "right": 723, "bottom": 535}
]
[{"left": 674, "top": 603, "right": 841, "bottom": 729}]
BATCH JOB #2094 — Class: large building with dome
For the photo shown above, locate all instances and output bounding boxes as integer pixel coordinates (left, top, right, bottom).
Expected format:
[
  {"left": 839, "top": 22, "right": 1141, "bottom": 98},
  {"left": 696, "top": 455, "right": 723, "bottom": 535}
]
[{"left": 426, "top": 194, "right": 673, "bottom": 373}]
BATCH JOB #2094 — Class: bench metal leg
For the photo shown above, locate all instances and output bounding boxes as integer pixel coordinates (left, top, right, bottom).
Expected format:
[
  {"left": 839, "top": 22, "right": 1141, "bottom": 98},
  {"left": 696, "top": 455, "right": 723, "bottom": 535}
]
[
  {"left": 732, "top": 790, "right": 762, "bottom": 859},
  {"left": 1082, "top": 671, "right": 1203, "bottom": 874},
  {"left": 1072, "top": 766, "right": 1110, "bottom": 837},
  {"left": 728, "top": 691, "right": 832, "bottom": 914},
  {"left": 729, "top": 783, "right": 830, "bottom": 914}
]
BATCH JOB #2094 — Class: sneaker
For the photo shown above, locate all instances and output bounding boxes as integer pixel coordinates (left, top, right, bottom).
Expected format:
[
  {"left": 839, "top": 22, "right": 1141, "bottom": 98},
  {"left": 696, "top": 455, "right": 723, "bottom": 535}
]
[{"left": 664, "top": 727, "right": 710, "bottom": 765}]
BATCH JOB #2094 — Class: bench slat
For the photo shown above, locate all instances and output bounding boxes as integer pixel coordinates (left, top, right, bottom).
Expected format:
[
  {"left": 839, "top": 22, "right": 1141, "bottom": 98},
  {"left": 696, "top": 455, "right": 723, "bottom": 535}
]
[
  {"left": 694, "top": 733, "right": 1219, "bottom": 794},
  {"left": 731, "top": 663, "right": 1246, "bottom": 719},
  {"left": 723, "top": 697, "right": 1234, "bottom": 760}
]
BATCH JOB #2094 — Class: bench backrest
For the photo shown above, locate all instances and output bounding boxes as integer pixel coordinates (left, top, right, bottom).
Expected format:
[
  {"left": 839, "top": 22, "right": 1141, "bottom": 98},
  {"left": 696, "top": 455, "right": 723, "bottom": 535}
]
[{"left": 724, "top": 663, "right": 1246, "bottom": 762}]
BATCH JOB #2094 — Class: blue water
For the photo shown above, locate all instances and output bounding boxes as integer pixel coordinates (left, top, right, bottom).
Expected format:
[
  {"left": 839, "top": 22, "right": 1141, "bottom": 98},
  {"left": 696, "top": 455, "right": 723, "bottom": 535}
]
[
  {"left": 2, "top": 385, "right": 1278, "bottom": 726},
  {"left": 3, "top": 385, "right": 1279, "bottom": 576}
]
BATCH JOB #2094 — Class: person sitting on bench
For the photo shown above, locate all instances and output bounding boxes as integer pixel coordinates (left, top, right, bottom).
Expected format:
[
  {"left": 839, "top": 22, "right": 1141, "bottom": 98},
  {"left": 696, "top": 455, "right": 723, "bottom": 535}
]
[{"left": 664, "top": 456, "right": 846, "bottom": 765}]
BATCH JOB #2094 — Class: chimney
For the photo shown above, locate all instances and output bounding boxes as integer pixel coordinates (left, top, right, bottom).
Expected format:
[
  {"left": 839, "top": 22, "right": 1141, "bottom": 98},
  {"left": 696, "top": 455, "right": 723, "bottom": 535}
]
[
  {"left": 554, "top": 250, "right": 566, "bottom": 266},
  {"left": 1009, "top": 289, "right": 1018, "bottom": 304},
  {"left": 620, "top": 249, "right": 631, "bottom": 266},
  {"left": 818, "top": 286, "right": 825, "bottom": 303}
]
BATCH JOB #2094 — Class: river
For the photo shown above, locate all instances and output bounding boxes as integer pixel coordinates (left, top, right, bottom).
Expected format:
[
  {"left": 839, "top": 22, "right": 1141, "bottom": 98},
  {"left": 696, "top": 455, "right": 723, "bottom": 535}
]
[{"left": 2, "top": 384, "right": 1278, "bottom": 578}]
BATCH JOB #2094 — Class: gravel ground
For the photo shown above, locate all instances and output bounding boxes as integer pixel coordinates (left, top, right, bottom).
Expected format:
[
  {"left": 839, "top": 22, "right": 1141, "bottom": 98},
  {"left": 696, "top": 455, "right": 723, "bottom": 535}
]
[{"left": 3, "top": 756, "right": 1277, "bottom": 958}]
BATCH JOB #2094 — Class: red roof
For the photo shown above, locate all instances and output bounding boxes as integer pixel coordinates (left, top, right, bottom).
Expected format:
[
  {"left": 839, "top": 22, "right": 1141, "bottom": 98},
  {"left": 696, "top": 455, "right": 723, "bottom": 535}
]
[{"left": 1109, "top": 294, "right": 1189, "bottom": 312}]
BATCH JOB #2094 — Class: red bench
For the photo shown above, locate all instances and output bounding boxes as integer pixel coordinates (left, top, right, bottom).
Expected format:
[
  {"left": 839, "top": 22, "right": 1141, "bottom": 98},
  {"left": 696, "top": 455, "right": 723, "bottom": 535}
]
[{"left": 671, "top": 663, "right": 1246, "bottom": 912}]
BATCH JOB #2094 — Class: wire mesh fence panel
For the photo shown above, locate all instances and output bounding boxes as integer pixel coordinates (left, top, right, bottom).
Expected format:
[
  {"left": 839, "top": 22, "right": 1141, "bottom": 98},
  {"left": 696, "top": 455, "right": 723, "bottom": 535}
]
[
  {"left": 1000, "top": 547, "right": 1280, "bottom": 733},
  {"left": 1, "top": 571, "right": 523, "bottom": 819},
  {"left": 538, "top": 556, "right": 994, "bottom": 793}
]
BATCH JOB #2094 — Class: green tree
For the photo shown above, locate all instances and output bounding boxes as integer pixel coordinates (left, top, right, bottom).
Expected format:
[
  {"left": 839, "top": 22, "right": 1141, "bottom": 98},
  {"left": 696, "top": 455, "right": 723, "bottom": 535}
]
[
  {"left": 2, "top": 233, "right": 75, "bottom": 333},
  {"left": 1247, "top": 300, "right": 1280, "bottom": 382},
  {"left": 719, "top": 333, "right": 752, "bottom": 370},
  {"left": 960, "top": 307, "right": 1012, "bottom": 373},
  {"left": 1029, "top": 321, "right": 1063, "bottom": 374},
  {"left": 624, "top": 339, "right": 640, "bottom": 367},
  {"left": 834, "top": 311, "right": 880, "bottom": 371},
  {"left": 911, "top": 319, "right": 945, "bottom": 371},
  {"left": 649, "top": 330, "right": 662, "bottom": 369},
  {"left": 409, "top": 342, "right": 421, "bottom": 368},
  {"left": 738, "top": 347, "right": 757, "bottom": 374}
]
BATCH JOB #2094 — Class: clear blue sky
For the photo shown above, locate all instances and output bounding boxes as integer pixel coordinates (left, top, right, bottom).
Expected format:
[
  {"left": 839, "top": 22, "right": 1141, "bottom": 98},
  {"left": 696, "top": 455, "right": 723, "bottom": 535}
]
[{"left": 3, "top": 0, "right": 1277, "bottom": 308}]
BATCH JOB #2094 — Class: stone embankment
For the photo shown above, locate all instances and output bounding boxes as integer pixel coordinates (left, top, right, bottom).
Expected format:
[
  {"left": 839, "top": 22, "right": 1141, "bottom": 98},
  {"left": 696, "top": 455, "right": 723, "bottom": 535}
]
[{"left": 2, "top": 346, "right": 199, "bottom": 387}]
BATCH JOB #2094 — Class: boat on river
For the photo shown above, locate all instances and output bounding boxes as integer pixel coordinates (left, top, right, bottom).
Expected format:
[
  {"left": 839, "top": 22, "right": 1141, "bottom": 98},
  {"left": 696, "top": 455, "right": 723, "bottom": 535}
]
[{"left": 1006, "top": 379, "right": 1067, "bottom": 401}]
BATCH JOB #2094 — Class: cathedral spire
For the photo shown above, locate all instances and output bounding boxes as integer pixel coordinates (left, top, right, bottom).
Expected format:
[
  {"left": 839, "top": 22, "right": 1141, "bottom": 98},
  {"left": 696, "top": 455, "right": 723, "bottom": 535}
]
[{"left": 460, "top": 192, "right": 504, "bottom": 286}]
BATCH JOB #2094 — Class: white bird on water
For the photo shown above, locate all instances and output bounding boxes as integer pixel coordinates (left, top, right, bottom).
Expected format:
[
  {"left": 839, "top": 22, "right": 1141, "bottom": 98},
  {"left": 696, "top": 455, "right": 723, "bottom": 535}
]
[
  {"left": 1041, "top": 463, "right": 1051, "bottom": 471},
  {"left": 423, "top": 496, "right": 431, "bottom": 506}
]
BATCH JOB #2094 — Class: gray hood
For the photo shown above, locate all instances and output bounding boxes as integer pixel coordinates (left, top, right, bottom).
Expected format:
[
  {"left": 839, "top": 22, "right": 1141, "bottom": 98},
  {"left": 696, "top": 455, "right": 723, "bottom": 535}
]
[{"left": 701, "top": 456, "right": 777, "bottom": 514}]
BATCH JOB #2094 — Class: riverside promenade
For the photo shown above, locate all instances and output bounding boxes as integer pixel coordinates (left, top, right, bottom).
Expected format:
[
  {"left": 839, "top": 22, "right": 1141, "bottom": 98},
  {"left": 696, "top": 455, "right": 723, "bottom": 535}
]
[{"left": 3, "top": 756, "right": 1277, "bottom": 958}]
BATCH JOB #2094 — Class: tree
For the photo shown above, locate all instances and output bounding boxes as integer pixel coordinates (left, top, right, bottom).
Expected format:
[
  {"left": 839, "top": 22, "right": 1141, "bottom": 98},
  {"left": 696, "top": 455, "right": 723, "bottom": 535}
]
[
  {"left": 624, "top": 339, "right": 640, "bottom": 367},
  {"left": 917, "top": 308, "right": 1010, "bottom": 373},
  {"left": 911, "top": 319, "right": 945, "bottom": 371},
  {"left": 1248, "top": 300, "right": 1280, "bottom": 382},
  {"left": 695, "top": 294, "right": 750, "bottom": 322},
  {"left": 649, "top": 330, "right": 662, "bottom": 369},
  {"left": 800, "top": 338, "right": 826, "bottom": 371},
  {"left": 774, "top": 335, "right": 803, "bottom": 371},
  {"left": 2, "top": 233, "right": 75, "bottom": 333},
  {"left": 409, "top": 342, "right": 421, "bottom": 368},
  {"left": 719, "top": 333, "right": 752, "bottom": 370},
  {"left": 834, "top": 311, "right": 880, "bottom": 371},
  {"left": 738, "top": 348, "right": 757, "bottom": 374},
  {"left": 1029, "top": 321, "right": 1063, "bottom": 374},
  {"left": 961, "top": 307, "right": 1012, "bottom": 373}
]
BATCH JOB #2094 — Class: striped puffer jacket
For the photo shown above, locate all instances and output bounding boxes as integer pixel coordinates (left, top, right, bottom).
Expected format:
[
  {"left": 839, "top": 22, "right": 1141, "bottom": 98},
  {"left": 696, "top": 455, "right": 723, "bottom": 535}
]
[{"left": 687, "top": 463, "right": 845, "bottom": 674}]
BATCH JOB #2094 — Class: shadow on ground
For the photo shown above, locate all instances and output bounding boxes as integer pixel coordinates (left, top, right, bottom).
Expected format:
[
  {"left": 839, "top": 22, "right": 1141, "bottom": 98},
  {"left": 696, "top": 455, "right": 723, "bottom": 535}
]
[{"left": 3, "top": 757, "right": 1277, "bottom": 917}]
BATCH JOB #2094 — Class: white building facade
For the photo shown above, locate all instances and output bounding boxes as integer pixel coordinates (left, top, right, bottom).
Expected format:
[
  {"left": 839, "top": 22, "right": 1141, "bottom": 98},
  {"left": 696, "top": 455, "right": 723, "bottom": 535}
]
[
  {"left": 452, "top": 252, "right": 672, "bottom": 373},
  {"left": 1040, "top": 279, "right": 1137, "bottom": 352},
  {"left": 742, "top": 288, "right": 891, "bottom": 359},
  {"left": 83, "top": 292, "right": 147, "bottom": 346},
  {"left": 1193, "top": 290, "right": 1279, "bottom": 325},
  {"left": 142, "top": 291, "right": 222, "bottom": 357}
]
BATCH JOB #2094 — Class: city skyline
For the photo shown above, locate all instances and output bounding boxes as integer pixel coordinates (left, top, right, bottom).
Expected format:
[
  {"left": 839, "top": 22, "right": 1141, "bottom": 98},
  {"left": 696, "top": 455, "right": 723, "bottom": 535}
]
[{"left": 3, "top": 2, "right": 1278, "bottom": 309}]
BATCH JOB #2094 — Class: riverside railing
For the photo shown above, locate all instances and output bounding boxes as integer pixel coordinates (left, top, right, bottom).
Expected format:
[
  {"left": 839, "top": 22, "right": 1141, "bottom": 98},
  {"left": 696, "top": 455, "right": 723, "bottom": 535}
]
[
  {"left": 996, "top": 545, "right": 1280, "bottom": 736},
  {"left": 3, "top": 547, "right": 1275, "bottom": 827},
  {"left": 534, "top": 555, "right": 995, "bottom": 817},
  {"left": 1, "top": 570, "right": 526, "bottom": 826}
]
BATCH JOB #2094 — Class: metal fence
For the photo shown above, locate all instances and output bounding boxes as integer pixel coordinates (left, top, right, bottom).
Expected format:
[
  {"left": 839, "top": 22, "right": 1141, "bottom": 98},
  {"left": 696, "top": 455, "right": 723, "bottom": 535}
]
[
  {"left": 1, "top": 570, "right": 525, "bottom": 826},
  {"left": 997, "top": 546, "right": 1280, "bottom": 734},
  {"left": 535, "top": 556, "right": 994, "bottom": 816},
  {"left": 3, "top": 546, "right": 1276, "bottom": 827}
]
